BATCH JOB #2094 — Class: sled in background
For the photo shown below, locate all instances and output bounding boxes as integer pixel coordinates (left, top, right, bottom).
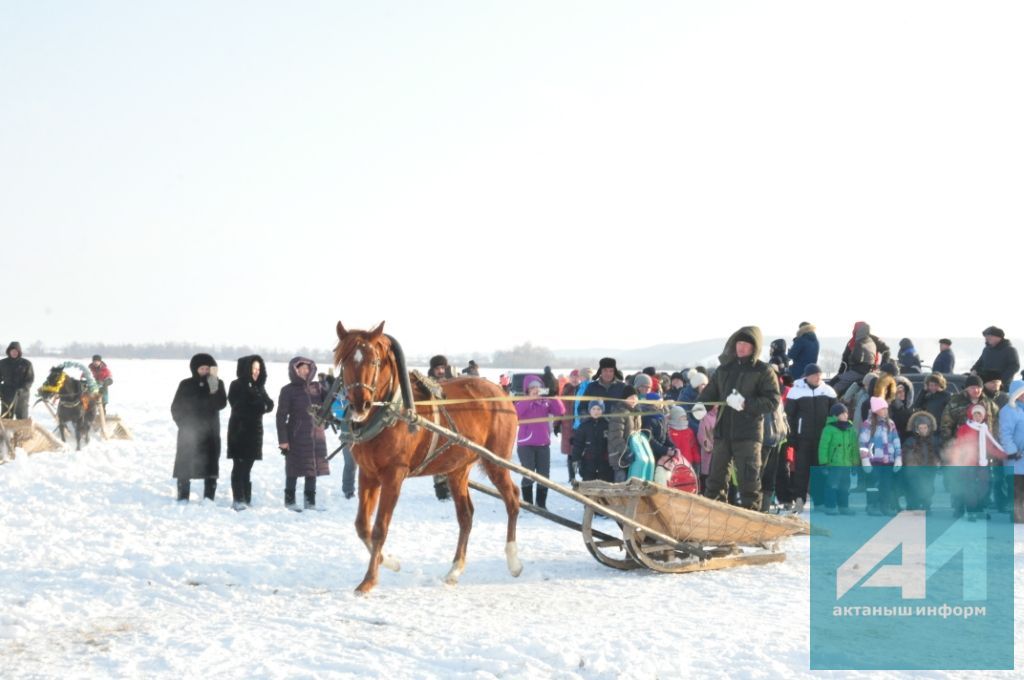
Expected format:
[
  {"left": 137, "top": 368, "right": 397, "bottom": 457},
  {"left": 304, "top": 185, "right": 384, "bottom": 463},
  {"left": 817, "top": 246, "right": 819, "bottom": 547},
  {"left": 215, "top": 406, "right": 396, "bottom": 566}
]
[{"left": 0, "top": 418, "right": 64, "bottom": 462}]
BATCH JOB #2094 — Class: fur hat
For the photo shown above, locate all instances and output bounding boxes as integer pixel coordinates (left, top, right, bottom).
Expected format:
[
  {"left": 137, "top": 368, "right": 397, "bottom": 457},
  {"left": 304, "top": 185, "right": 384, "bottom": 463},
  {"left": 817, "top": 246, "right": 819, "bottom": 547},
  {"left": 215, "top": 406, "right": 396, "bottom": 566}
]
[
  {"left": 982, "top": 326, "right": 1005, "bottom": 339},
  {"left": 869, "top": 396, "right": 889, "bottom": 414},
  {"left": 633, "top": 373, "right": 653, "bottom": 391},
  {"left": 908, "top": 411, "right": 936, "bottom": 434},
  {"left": 797, "top": 322, "right": 816, "bottom": 336},
  {"left": 667, "top": 406, "right": 688, "bottom": 429},
  {"left": 830, "top": 403, "right": 848, "bottom": 418},
  {"left": 687, "top": 369, "right": 708, "bottom": 389},
  {"left": 965, "top": 374, "right": 983, "bottom": 388},
  {"left": 598, "top": 357, "right": 617, "bottom": 370},
  {"left": 429, "top": 355, "right": 448, "bottom": 369},
  {"left": 803, "top": 363, "right": 822, "bottom": 378},
  {"left": 691, "top": 402, "right": 708, "bottom": 421}
]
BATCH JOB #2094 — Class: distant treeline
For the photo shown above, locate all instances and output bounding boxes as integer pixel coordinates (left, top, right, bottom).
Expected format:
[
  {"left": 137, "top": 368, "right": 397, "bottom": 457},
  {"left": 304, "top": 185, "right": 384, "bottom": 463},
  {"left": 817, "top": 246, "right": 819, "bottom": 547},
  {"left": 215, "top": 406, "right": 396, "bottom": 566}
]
[{"left": 28, "top": 341, "right": 335, "bottom": 365}]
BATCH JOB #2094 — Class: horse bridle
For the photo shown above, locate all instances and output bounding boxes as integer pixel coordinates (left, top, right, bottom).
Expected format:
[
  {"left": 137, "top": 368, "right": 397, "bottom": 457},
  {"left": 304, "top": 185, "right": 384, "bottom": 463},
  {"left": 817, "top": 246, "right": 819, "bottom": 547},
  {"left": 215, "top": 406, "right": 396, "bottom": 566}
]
[{"left": 342, "top": 340, "right": 393, "bottom": 404}]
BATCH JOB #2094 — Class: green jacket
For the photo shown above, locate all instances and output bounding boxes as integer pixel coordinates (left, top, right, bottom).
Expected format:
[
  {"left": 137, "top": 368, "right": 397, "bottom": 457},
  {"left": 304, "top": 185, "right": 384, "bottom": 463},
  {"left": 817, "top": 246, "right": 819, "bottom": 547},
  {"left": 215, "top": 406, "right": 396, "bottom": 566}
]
[
  {"left": 818, "top": 417, "right": 860, "bottom": 467},
  {"left": 701, "top": 326, "right": 781, "bottom": 443}
]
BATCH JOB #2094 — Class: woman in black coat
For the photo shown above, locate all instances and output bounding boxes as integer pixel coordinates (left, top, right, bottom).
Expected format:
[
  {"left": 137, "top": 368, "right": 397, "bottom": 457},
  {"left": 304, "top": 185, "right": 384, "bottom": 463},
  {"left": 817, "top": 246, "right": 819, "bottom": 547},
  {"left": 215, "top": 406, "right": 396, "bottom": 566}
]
[
  {"left": 277, "top": 356, "right": 330, "bottom": 510},
  {"left": 171, "top": 353, "right": 227, "bottom": 502},
  {"left": 227, "top": 355, "right": 274, "bottom": 510}
]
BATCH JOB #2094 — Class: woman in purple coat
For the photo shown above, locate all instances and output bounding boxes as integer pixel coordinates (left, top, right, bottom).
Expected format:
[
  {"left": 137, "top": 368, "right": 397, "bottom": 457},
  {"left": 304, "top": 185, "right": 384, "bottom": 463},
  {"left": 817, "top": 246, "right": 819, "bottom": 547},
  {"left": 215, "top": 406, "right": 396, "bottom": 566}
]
[
  {"left": 514, "top": 375, "right": 566, "bottom": 508},
  {"left": 277, "top": 356, "right": 330, "bottom": 511}
]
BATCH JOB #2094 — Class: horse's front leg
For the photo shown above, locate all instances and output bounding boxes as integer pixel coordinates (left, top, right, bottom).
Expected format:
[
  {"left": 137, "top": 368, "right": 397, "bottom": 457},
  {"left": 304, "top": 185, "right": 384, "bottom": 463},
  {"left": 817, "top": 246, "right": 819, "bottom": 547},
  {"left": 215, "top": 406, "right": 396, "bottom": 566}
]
[
  {"left": 355, "top": 469, "right": 406, "bottom": 595},
  {"left": 444, "top": 467, "right": 473, "bottom": 585},
  {"left": 354, "top": 471, "right": 399, "bottom": 574}
]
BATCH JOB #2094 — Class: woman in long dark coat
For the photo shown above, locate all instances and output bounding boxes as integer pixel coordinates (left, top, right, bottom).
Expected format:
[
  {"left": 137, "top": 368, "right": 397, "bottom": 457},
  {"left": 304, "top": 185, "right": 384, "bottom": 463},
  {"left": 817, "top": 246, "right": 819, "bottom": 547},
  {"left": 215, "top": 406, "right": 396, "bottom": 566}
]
[
  {"left": 277, "top": 356, "right": 330, "bottom": 510},
  {"left": 171, "top": 353, "right": 227, "bottom": 502},
  {"left": 227, "top": 355, "right": 274, "bottom": 510}
]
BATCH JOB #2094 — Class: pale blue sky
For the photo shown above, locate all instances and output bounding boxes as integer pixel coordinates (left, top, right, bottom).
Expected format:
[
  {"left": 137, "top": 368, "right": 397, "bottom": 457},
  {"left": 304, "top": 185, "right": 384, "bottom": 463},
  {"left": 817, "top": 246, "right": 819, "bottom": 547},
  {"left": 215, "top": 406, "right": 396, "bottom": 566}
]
[{"left": 3, "top": 1, "right": 1022, "bottom": 356}]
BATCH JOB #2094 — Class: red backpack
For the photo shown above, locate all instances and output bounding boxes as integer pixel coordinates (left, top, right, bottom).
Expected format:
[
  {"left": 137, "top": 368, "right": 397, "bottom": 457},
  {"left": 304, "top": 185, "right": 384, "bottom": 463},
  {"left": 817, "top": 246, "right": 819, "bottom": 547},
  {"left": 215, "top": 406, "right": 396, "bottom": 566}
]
[{"left": 654, "top": 450, "right": 699, "bottom": 494}]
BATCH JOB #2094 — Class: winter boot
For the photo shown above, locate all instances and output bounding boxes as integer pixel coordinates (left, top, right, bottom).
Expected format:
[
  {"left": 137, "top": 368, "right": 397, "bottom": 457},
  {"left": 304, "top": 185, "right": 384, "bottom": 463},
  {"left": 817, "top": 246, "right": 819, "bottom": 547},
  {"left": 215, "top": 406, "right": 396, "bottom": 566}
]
[
  {"left": 232, "top": 486, "right": 246, "bottom": 511},
  {"left": 285, "top": 489, "right": 302, "bottom": 512},
  {"left": 203, "top": 478, "right": 217, "bottom": 502},
  {"left": 245, "top": 482, "right": 253, "bottom": 507},
  {"left": 433, "top": 475, "right": 451, "bottom": 501},
  {"left": 521, "top": 484, "right": 534, "bottom": 506},
  {"left": 176, "top": 479, "right": 190, "bottom": 503},
  {"left": 304, "top": 489, "right": 325, "bottom": 512},
  {"left": 535, "top": 486, "right": 548, "bottom": 509}
]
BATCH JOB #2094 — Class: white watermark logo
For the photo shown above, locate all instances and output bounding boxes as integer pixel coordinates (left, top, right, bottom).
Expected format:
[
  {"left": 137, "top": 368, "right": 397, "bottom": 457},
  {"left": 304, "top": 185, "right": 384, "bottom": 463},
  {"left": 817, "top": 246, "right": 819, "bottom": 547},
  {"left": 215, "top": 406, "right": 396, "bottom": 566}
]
[{"left": 836, "top": 512, "right": 987, "bottom": 601}]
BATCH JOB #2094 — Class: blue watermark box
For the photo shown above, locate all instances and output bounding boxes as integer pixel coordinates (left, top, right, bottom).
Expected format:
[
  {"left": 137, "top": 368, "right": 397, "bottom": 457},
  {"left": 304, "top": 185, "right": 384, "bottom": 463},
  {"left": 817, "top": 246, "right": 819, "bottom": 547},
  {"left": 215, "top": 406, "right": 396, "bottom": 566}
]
[{"left": 809, "top": 466, "right": 1014, "bottom": 670}]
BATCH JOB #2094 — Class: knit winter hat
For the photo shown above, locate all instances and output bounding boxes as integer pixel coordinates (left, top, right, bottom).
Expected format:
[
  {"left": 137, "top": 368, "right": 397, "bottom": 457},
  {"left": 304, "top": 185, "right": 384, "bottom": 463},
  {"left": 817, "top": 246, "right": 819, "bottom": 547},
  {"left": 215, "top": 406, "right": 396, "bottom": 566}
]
[
  {"left": 687, "top": 369, "right": 708, "bottom": 389},
  {"left": 803, "top": 363, "right": 822, "bottom": 378},
  {"left": 667, "top": 406, "right": 688, "bottom": 429},
  {"left": 965, "top": 374, "right": 983, "bottom": 388},
  {"left": 970, "top": 404, "right": 987, "bottom": 421},
  {"left": 830, "top": 403, "right": 848, "bottom": 417},
  {"left": 588, "top": 400, "right": 605, "bottom": 414},
  {"left": 670, "top": 372, "right": 684, "bottom": 382},
  {"left": 869, "top": 397, "right": 889, "bottom": 414},
  {"left": 691, "top": 402, "right": 708, "bottom": 421},
  {"left": 633, "top": 373, "right": 653, "bottom": 391}
]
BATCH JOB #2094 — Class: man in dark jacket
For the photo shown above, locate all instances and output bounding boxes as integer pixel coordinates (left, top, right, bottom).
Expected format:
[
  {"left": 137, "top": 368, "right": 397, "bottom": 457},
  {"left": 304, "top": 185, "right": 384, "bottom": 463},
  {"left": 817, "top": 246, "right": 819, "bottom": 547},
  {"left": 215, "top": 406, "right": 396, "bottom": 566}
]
[
  {"left": 783, "top": 364, "right": 837, "bottom": 512},
  {"left": 0, "top": 341, "right": 34, "bottom": 419},
  {"left": 971, "top": 326, "right": 1020, "bottom": 392},
  {"left": 428, "top": 354, "right": 452, "bottom": 499},
  {"left": 699, "top": 327, "right": 781, "bottom": 510},
  {"left": 171, "top": 353, "right": 227, "bottom": 502},
  {"left": 787, "top": 322, "right": 819, "bottom": 379},
  {"left": 932, "top": 339, "right": 955, "bottom": 373}
]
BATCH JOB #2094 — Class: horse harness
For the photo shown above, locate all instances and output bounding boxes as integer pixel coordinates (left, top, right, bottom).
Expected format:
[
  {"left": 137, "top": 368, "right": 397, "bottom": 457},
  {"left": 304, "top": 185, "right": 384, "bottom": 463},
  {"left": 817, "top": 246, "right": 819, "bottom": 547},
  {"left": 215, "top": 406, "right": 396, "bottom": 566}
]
[{"left": 335, "top": 344, "right": 463, "bottom": 468}]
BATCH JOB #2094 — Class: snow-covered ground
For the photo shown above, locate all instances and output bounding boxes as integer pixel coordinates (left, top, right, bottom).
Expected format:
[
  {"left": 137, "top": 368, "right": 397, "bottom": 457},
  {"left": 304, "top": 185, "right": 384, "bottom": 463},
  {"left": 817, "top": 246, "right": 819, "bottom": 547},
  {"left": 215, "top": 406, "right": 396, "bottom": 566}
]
[{"left": 1, "top": 358, "right": 1021, "bottom": 679}]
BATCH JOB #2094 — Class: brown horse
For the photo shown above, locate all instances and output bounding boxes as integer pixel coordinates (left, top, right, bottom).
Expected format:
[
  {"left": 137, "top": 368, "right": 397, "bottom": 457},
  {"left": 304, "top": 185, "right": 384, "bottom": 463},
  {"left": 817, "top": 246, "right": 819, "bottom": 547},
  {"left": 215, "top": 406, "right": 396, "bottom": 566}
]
[{"left": 334, "top": 321, "right": 523, "bottom": 594}]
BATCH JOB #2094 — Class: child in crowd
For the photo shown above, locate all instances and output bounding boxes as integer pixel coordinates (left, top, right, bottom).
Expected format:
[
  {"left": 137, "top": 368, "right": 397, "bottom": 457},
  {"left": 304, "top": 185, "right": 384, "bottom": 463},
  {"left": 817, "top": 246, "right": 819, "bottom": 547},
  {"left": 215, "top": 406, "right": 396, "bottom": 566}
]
[
  {"left": 817, "top": 403, "right": 859, "bottom": 515},
  {"left": 571, "top": 401, "right": 611, "bottom": 482},
  {"left": 903, "top": 411, "right": 941, "bottom": 512},
  {"left": 945, "top": 403, "right": 1006, "bottom": 521},
  {"left": 859, "top": 397, "right": 902, "bottom": 516}
]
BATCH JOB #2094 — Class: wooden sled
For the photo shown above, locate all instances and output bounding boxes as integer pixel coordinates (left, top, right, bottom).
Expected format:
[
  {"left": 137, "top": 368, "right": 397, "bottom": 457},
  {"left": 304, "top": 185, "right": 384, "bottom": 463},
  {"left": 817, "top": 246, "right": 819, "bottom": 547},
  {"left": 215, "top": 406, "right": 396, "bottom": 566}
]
[
  {"left": 576, "top": 479, "right": 809, "bottom": 574},
  {"left": 0, "top": 418, "right": 65, "bottom": 461},
  {"left": 94, "top": 404, "right": 133, "bottom": 440}
]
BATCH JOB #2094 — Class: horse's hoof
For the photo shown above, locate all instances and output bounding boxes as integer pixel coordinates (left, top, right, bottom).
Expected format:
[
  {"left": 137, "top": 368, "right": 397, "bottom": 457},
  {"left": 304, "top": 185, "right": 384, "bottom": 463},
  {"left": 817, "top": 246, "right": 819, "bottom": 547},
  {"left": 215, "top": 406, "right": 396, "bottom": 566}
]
[
  {"left": 444, "top": 562, "right": 465, "bottom": 585},
  {"left": 506, "top": 542, "right": 524, "bottom": 578},
  {"left": 381, "top": 555, "right": 401, "bottom": 572}
]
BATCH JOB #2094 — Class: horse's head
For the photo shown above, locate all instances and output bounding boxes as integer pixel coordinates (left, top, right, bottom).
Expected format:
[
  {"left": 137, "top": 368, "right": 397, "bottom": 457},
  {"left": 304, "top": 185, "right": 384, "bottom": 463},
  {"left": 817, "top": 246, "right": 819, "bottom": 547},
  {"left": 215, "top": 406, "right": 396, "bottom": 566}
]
[
  {"left": 335, "top": 321, "right": 394, "bottom": 423},
  {"left": 44, "top": 366, "right": 65, "bottom": 387}
]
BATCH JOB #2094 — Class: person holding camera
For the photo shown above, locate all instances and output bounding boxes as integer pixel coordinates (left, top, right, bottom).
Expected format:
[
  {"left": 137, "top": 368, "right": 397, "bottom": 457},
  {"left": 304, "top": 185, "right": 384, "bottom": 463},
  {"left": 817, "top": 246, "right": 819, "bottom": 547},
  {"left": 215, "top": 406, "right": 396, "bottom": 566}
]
[
  {"left": 171, "top": 353, "right": 227, "bottom": 502},
  {"left": 513, "top": 374, "right": 565, "bottom": 508}
]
